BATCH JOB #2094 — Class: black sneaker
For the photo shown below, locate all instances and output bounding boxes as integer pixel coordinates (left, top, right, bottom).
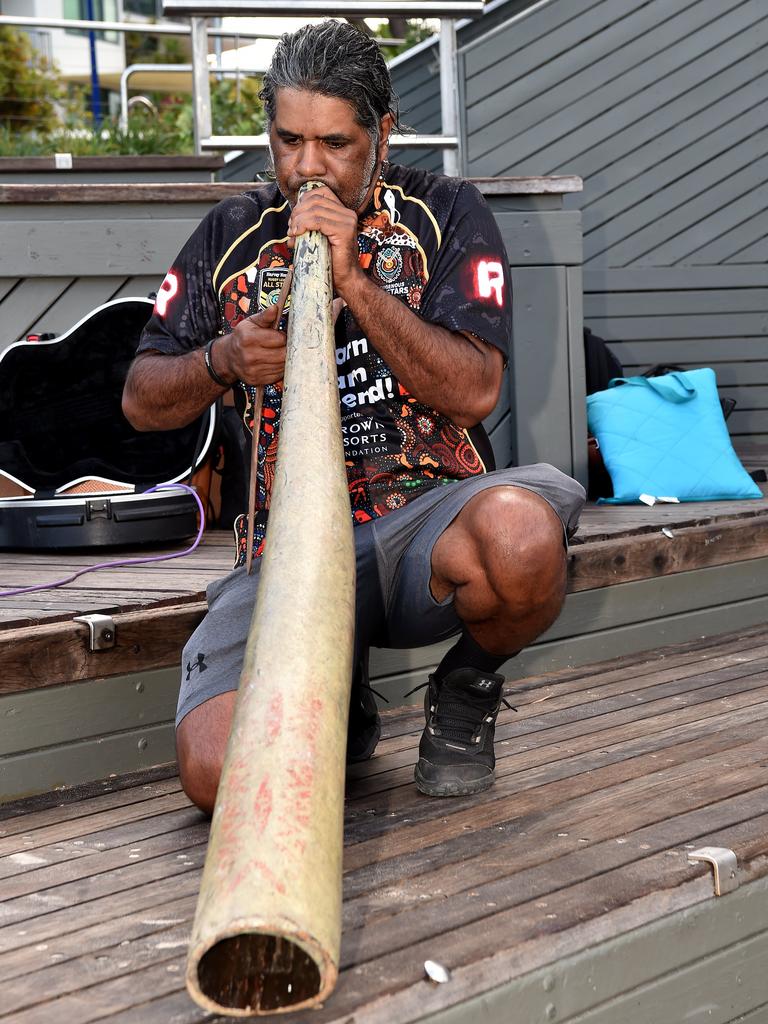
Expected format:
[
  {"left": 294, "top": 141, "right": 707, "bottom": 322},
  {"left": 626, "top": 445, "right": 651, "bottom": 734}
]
[
  {"left": 346, "top": 658, "right": 382, "bottom": 764},
  {"left": 414, "top": 667, "right": 507, "bottom": 797}
]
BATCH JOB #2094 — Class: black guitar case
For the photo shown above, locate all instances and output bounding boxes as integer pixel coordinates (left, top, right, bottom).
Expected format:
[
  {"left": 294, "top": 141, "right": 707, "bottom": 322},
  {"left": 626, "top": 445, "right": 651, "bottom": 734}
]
[{"left": 0, "top": 297, "right": 217, "bottom": 550}]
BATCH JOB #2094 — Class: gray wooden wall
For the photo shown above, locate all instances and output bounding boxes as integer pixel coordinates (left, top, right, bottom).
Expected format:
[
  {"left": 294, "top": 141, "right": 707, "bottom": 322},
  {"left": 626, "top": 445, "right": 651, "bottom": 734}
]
[{"left": 393, "top": 0, "right": 768, "bottom": 446}]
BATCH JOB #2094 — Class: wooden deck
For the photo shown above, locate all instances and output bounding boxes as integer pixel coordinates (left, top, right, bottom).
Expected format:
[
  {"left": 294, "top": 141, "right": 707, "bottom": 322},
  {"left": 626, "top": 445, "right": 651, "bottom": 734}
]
[
  {"left": 2, "top": 482, "right": 767, "bottom": 693},
  {"left": 1, "top": 454, "right": 766, "bottom": 802},
  {"left": 1, "top": 624, "right": 768, "bottom": 1022}
]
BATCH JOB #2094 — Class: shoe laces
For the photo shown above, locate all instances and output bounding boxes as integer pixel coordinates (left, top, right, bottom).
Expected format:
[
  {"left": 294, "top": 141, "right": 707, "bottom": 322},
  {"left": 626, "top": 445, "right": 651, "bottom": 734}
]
[
  {"left": 403, "top": 680, "right": 429, "bottom": 700},
  {"left": 358, "top": 680, "right": 389, "bottom": 704},
  {"left": 405, "top": 677, "right": 515, "bottom": 744}
]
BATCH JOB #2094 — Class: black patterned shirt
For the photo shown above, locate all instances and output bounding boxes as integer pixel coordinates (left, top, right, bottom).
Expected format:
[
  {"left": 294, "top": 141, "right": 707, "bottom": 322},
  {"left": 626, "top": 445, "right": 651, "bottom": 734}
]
[{"left": 138, "top": 163, "right": 513, "bottom": 564}]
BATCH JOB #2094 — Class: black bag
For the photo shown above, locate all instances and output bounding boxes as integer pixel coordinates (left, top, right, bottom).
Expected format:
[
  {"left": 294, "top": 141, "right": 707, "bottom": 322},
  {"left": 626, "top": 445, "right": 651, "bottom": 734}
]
[
  {"left": 584, "top": 327, "right": 624, "bottom": 499},
  {"left": 0, "top": 297, "right": 217, "bottom": 549},
  {"left": 584, "top": 327, "right": 624, "bottom": 395}
]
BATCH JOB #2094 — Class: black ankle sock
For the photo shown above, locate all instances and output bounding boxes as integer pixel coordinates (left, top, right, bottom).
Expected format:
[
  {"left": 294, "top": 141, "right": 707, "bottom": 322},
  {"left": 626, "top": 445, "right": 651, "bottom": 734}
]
[{"left": 434, "top": 630, "right": 516, "bottom": 682}]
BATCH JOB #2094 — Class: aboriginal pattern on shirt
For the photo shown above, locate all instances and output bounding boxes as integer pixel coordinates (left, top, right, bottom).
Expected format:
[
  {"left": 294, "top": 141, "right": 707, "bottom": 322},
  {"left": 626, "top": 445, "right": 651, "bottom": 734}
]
[
  {"left": 217, "top": 179, "right": 488, "bottom": 564},
  {"left": 138, "top": 164, "right": 512, "bottom": 567}
]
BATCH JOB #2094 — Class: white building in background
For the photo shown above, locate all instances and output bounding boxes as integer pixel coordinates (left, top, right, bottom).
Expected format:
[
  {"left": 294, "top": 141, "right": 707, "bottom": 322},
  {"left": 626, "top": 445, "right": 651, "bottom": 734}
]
[
  {"left": 1, "top": 1, "right": 127, "bottom": 108},
  {"left": 0, "top": 0, "right": 254, "bottom": 116}
]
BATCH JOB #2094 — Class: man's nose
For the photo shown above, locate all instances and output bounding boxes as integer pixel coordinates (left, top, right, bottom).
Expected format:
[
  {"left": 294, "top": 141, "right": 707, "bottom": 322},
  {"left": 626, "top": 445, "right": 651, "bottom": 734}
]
[{"left": 295, "top": 141, "right": 326, "bottom": 179}]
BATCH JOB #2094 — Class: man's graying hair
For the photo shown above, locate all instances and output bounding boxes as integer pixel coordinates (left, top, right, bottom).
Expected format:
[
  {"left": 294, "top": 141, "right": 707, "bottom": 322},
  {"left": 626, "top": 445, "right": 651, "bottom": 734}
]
[{"left": 259, "top": 21, "right": 401, "bottom": 141}]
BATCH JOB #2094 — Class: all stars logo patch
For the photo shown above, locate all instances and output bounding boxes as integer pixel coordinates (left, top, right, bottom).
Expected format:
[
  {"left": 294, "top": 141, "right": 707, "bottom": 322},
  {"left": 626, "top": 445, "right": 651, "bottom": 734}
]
[{"left": 258, "top": 265, "right": 290, "bottom": 311}]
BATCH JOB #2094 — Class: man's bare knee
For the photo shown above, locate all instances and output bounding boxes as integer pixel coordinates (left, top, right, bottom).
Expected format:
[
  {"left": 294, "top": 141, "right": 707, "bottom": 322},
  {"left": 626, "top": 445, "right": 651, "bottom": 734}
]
[
  {"left": 431, "top": 485, "right": 567, "bottom": 651},
  {"left": 176, "top": 691, "right": 236, "bottom": 815},
  {"left": 469, "top": 487, "right": 565, "bottom": 610},
  {"left": 432, "top": 486, "right": 563, "bottom": 600}
]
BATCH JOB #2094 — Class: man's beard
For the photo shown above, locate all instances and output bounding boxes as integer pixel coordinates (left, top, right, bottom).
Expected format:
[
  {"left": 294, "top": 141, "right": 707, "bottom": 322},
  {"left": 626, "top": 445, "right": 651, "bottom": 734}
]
[{"left": 348, "top": 138, "right": 379, "bottom": 210}]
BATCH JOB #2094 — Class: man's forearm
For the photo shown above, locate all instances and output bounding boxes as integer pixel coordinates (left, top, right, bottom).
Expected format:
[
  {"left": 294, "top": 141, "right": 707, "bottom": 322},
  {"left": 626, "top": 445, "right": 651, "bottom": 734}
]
[
  {"left": 340, "top": 272, "right": 502, "bottom": 427},
  {"left": 122, "top": 349, "right": 227, "bottom": 431}
]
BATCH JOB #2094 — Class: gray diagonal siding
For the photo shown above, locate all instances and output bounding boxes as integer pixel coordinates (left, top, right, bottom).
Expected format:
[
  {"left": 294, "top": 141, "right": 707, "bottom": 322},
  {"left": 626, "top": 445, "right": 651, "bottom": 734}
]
[
  {"left": 393, "top": 0, "right": 768, "bottom": 445},
  {"left": 460, "top": 0, "right": 767, "bottom": 271}
]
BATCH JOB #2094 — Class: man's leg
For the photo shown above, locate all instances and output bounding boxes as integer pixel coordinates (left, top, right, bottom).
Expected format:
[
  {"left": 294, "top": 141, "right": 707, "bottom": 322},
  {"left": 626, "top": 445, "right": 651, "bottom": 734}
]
[
  {"left": 374, "top": 467, "right": 585, "bottom": 797},
  {"left": 413, "top": 485, "right": 567, "bottom": 796},
  {"left": 177, "top": 691, "right": 236, "bottom": 815},
  {"left": 174, "top": 563, "right": 261, "bottom": 816},
  {"left": 176, "top": 522, "right": 386, "bottom": 815},
  {"left": 430, "top": 485, "right": 567, "bottom": 658}
]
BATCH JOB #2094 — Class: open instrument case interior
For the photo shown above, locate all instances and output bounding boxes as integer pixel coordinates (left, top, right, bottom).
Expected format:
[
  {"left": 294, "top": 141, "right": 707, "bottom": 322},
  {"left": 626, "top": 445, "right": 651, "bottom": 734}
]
[{"left": 0, "top": 297, "right": 216, "bottom": 549}]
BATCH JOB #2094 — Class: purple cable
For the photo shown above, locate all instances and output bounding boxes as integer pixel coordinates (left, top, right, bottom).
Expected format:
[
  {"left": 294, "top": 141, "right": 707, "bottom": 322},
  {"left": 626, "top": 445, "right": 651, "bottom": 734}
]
[{"left": 0, "top": 484, "right": 205, "bottom": 599}]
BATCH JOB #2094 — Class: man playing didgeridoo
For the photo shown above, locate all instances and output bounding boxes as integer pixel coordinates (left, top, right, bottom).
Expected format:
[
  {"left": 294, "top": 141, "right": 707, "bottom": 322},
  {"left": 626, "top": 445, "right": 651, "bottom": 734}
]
[{"left": 123, "top": 20, "right": 585, "bottom": 811}]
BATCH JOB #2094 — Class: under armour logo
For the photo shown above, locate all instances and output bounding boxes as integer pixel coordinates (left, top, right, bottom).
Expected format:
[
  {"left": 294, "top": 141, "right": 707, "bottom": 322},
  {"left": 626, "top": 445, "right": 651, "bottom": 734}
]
[
  {"left": 186, "top": 652, "right": 208, "bottom": 680},
  {"left": 476, "top": 678, "right": 495, "bottom": 690}
]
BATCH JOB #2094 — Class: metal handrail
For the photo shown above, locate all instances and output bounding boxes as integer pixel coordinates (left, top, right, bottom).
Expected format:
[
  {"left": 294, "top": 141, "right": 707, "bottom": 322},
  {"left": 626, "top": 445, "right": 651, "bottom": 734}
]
[
  {"left": 163, "top": 0, "right": 483, "bottom": 13},
  {"left": 199, "top": 133, "right": 459, "bottom": 151},
  {"left": 1, "top": 8, "right": 485, "bottom": 174},
  {"left": 0, "top": 13, "right": 276, "bottom": 40},
  {"left": 0, "top": 14, "right": 404, "bottom": 46},
  {"left": 119, "top": 63, "right": 266, "bottom": 134},
  {"left": 162, "top": 1, "right": 484, "bottom": 174}
]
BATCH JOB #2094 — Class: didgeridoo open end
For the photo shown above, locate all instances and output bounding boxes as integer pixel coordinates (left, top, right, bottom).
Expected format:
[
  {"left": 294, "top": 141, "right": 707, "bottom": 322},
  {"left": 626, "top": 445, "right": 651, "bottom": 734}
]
[{"left": 188, "top": 922, "right": 337, "bottom": 1016}]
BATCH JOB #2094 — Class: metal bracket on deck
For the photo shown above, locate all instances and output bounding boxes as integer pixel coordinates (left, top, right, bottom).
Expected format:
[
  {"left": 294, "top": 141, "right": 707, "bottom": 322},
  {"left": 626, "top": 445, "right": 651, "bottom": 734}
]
[
  {"left": 73, "top": 614, "right": 116, "bottom": 651},
  {"left": 688, "top": 846, "right": 738, "bottom": 896}
]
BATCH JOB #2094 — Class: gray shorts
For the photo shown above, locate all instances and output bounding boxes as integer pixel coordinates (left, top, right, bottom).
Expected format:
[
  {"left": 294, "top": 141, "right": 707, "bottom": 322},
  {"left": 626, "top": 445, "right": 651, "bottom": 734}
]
[{"left": 176, "top": 464, "right": 585, "bottom": 727}]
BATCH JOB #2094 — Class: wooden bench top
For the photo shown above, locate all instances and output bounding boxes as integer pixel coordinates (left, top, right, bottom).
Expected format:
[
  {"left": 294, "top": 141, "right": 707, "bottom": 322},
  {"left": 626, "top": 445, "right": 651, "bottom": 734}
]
[
  {"left": 1, "top": 489, "right": 766, "bottom": 694},
  {"left": 1, "top": 624, "right": 767, "bottom": 1021},
  {"left": 0, "top": 177, "right": 584, "bottom": 205}
]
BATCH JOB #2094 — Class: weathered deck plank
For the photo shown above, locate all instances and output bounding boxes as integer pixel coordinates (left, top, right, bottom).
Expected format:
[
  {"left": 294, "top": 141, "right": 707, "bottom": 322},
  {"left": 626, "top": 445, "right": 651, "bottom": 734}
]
[
  {"left": 0, "top": 481, "right": 766, "bottom": 693},
  {"left": 0, "top": 627, "right": 766, "bottom": 1022}
]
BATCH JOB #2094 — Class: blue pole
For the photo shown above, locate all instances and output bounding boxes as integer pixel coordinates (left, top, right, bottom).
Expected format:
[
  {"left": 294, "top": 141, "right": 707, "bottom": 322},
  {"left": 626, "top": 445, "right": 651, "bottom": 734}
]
[{"left": 85, "top": 0, "right": 102, "bottom": 126}]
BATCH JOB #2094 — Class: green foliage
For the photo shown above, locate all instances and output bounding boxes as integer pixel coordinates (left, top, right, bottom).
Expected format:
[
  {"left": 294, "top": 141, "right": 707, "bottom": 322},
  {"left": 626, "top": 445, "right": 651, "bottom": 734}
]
[
  {"left": 115, "top": 73, "right": 265, "bottom": 154},
  {"left": 124, "top": 29, "right": 186, "bottom": 67},
  {"left": 0, "top": 72, "right": 265, "bottom": 157},
  {"left": 0, "top": 18, "right": 427, "bottom": 158},
  {"left": 212, "top": 75, "right": 265, "bottom": 138},
  {"left": 376, "top": 19, "right": 435, "bottom": 57},
  {"left": 0, "top": 25, "right": 65, "bottom": 135}
]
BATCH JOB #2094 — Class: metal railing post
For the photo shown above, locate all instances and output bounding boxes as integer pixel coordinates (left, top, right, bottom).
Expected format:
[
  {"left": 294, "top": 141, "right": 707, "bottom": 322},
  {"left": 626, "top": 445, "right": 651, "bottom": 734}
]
[
  {"left": 439, "top": 19, "right": 460, "bottom": 177},
  {"left": 190, "top": 17, "right": 212, "bottom": 156}
]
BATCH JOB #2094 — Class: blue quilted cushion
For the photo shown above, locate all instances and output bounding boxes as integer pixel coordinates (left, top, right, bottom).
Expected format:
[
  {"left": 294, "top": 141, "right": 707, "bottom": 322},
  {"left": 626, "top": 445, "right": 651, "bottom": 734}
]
[{"left": 586, "top": 368, "right": 762, "bottom": 504}]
